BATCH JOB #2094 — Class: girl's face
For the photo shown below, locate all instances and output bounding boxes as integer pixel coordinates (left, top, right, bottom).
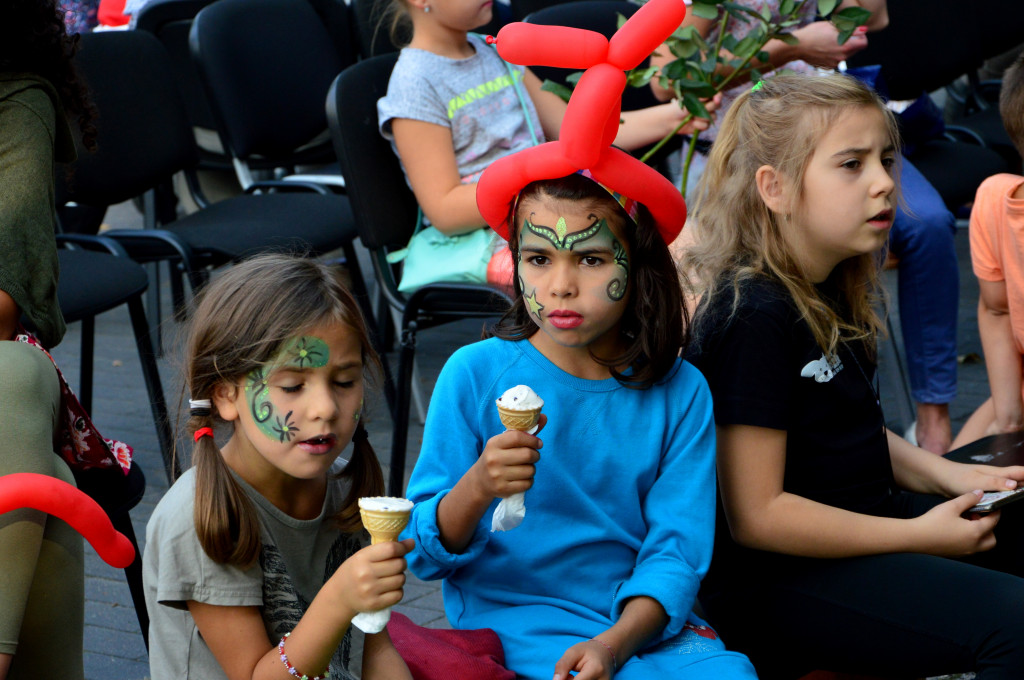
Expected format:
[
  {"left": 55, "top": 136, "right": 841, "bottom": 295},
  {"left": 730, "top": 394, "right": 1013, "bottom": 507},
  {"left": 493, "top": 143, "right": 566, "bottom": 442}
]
[
  {"left": 770, "top": 106, "right": 896, "bottom": 282},
  {"left": 215, "top": 321, "right": 365, "bottom": 487},
  {"left": 516, "top": 195, "right": 631, "bottom": 371}
]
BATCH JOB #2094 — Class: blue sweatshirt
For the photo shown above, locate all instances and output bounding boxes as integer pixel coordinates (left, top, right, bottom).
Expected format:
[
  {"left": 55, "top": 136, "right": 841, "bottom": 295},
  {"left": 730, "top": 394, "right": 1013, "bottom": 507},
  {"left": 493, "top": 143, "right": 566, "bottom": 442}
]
[{"left": 404, "top": 338, "right": 717, "bottom": 665}]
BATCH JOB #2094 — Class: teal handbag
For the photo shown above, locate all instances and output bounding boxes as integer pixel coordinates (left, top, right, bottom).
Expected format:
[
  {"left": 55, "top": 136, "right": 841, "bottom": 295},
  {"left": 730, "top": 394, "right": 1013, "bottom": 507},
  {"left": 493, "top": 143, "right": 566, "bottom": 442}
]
[{"left": 388, "top": 216, "right": 497, "bottom": 293}]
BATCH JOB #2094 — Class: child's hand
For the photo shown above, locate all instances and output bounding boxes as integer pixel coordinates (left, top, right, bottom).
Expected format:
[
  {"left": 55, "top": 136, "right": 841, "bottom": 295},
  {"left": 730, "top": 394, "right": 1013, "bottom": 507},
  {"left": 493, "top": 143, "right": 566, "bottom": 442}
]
[
  {"left": 942, "top": 463, "right": 1024, "bottom": 498},
  {"left": 330, "top": 538, "right": 414, "bottom": 619},
  {"left": 470, "top": 415, "right": 546, "bottom": 500},
  {"left": 666, "top": 93, "right": 722, "bottom": 136},
  {"left": 791, "top": 22, "right": 868, "bottom": 69},
  {"left": 912, "top": 491, "right": 999, "bottom": 557},
  {"left": 553, "top": 639, "right": 615, "bottom": 680}
]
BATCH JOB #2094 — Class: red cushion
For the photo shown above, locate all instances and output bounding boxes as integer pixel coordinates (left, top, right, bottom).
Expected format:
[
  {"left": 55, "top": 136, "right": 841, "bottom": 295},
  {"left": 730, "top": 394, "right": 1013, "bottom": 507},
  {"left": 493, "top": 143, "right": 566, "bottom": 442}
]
[{"left": 387, "top": 612, "right": 514, "bottom": 680}]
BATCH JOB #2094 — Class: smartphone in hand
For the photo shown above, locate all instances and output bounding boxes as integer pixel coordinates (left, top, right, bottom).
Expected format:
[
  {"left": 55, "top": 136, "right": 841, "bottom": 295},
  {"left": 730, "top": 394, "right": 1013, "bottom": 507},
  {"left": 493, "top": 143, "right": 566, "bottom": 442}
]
[{"left": 969, "top": 487, "right": 1024, "bottom": 513}]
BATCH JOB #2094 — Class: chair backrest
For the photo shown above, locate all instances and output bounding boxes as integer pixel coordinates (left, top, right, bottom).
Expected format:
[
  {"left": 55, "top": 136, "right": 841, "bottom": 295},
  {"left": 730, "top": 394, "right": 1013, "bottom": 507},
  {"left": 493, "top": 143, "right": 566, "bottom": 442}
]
[
  {"left": 133, "top": 0, "right": 220, "bottom": 131},
  {"left": 190, "top": 0, "right": 353, "bottom": 164},
  {"left": 510, "top": 0, "right": 578, "bottom": 23},
  {"left": 65, "top": 31, "right": 199, "bottom": 208},
  {"left": 327, "top": 53, "right": 418, "bottom": 253},
  {"left": 847, "top": 0, "right": 1024, "bottom": 100}
]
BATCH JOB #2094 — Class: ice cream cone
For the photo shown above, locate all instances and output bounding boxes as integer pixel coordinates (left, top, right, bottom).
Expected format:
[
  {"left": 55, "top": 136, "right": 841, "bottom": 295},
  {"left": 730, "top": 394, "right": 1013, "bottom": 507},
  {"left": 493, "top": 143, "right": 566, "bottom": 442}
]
[
  {"left": 496, "top": 403, "right": 542, "bottom": 431},
  {"left": 358, "top": 497, "right": 413, "bottom": 544}
]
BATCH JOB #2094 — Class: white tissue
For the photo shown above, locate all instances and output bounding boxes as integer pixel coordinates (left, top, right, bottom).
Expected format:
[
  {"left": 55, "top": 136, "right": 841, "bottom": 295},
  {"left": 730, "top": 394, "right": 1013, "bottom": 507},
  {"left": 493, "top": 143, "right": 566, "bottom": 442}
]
[
  {"left": 352, "top": 608, "right": 392, "bottom": 634},
  {"left": 491, "top": 492, "right": 526, "bottom": 532}
]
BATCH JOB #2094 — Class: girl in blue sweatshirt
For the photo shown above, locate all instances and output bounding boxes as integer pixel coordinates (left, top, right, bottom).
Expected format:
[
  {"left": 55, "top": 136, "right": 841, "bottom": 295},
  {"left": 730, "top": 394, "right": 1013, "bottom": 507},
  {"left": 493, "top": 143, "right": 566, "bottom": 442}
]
[{"left": 403, "top": 169, "right": 756, "bottom": 680}]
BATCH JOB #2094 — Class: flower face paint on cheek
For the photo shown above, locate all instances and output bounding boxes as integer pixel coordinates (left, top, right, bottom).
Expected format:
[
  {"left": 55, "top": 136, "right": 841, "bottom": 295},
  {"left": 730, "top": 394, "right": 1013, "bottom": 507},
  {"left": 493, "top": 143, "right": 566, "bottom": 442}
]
[{"left": 244, "top": 335, "right": 330, "bottom": 443}]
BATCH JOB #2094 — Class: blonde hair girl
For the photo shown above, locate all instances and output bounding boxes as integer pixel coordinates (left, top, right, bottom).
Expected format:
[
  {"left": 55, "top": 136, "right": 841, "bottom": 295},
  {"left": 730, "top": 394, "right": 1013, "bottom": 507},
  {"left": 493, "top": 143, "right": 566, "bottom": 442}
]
[
  {"left": 143, "top": 254, "right": 413, "bottom": 680},
  {"left": 686, "top": 73, "right": 1024, "bottom": 679}
]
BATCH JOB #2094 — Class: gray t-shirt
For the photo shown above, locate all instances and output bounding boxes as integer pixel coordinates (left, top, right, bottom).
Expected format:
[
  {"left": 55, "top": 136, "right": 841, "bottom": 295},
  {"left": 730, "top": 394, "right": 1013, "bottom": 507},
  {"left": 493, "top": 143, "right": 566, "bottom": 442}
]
[
  {"left": 377, "top": 33, "right": 543, "bottom": 186},
  {"left": 143, "top": 466, "right": 364, "bottom": 680}
]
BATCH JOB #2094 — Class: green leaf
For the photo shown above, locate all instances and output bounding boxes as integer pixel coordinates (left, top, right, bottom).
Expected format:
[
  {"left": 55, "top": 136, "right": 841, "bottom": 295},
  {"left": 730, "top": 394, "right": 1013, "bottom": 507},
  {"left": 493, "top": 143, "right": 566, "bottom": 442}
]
[
  {"left": 816, "top": 0, "right": 839, "bottom": 16},
  {"left": 626, "top": 66, "right": 659, "bottom": 88},
  {"left": 540, "top": 79, "right": 572, "bottom": 103},
  {"left": 682, "top": 92, "right": 711, "bottom": 120},
  {"left": 776, "top": 32, "right": 800, "bottom": 45},
  {"left": 664, "top": 59, "right": 690, "bottom": 81},
  {"left": 779, "top": 0, "right": 796, "bottom": 15},
  {"left": 676, "top": 80, "right": 718, "bottom": 98},
  {"left": 722, "top": 2, "right": 766, "bottom": 23},
  {"left": 748, "top": 67, "right": 764, "bottom": 83},
  {"left": 565, "top": 71, "right": 583, "bottom": 87},
  {"left": 690, "top": 3, "right": 720, "bottom": 19},
  {"left": 835, "top": 6, "right": 872, "bottom": 25},
  {"left": 732, "top": 35, "right": 761, "bottom": 58},
  {"left": 668, "top": 39, "right": 699, "bottom": 59},
  {"left": 616, "top": 12, "right": 628, "bottom": 30}
]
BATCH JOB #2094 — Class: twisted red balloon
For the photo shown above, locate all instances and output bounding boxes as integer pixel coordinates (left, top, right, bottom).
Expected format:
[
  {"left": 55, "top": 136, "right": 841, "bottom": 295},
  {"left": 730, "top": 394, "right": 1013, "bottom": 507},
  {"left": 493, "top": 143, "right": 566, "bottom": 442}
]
[
  {"left": 478, "top": 0, "right": 688, "bottom": 243},
  {"left": 0, "top": 473, "right": 135, "bottom": 568}
]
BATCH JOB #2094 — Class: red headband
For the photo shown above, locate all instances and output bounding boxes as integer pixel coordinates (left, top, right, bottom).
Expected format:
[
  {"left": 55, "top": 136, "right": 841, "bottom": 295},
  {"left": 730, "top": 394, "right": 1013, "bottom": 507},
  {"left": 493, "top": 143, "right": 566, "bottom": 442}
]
[{"left": 476, "top": 0, "right": 688, "bottom": 244}]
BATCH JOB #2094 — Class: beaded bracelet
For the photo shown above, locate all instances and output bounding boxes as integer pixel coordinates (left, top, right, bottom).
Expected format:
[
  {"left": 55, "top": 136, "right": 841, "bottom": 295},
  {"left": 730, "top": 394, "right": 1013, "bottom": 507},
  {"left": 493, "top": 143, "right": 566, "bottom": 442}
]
[
  {"left": 278, "top": 632, "right": 330, "bottom": 680},
  {"left": 590, "top": 638, "right": 617, "bottom": 670}
]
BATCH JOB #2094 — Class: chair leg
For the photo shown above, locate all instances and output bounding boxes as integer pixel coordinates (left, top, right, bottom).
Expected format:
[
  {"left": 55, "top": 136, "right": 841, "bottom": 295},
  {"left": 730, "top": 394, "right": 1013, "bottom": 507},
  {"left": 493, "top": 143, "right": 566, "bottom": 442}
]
[
  {"left": 388, "top": 320, "right": 417, "bottom": 497},
  {"left": 79, "top": 316, "right": 95, "bottom": 415},
  {"left": 111, "top": 511, "right": 149, "bottom": 650},
  {"left": 127, "top": 295, "right": 178, "bottom": 483}
]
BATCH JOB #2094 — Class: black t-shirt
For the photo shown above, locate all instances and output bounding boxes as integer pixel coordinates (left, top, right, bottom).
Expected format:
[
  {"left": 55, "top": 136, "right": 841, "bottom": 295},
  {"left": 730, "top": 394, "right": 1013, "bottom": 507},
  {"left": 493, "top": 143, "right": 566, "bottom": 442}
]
[{"left": 688, "top": 274, "right": 896, "bottom": 590}]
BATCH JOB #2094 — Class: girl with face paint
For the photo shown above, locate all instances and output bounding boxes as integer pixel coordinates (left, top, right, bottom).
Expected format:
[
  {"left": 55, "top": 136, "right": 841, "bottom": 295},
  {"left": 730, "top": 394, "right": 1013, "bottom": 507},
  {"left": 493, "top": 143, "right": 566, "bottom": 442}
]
[
  {"left": 403, "top": 172, "right": 758, "bottom": 680},
  {"left": 142, "top": 255, "right": 413, "bottom": 680}
]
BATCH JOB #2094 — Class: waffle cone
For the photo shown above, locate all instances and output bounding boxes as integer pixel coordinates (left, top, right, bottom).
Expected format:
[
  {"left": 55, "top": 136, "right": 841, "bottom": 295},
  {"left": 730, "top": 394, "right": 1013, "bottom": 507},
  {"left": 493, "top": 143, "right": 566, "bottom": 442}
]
[
  {"left": 496, "top": 403, "right": 541, "bottom": 431},
  {"left": 360, "top": 507, "right": 411, "bottom": 545}
]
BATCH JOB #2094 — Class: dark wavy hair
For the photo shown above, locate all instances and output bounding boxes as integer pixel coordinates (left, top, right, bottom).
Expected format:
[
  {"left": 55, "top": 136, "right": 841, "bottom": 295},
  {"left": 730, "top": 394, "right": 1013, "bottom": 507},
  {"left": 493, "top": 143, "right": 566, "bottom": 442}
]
[
  {"left": 1, "top": 0, "right": 97, "bottom": 151},
  {"left": 487, "top": 173, "right": 689, "bottom": 389}
]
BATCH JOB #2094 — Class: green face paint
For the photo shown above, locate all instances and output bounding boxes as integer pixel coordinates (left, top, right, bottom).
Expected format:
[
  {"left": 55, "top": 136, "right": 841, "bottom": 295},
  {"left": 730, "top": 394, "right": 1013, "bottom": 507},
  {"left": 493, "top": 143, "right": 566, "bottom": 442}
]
[
  {"left": 593, "top": 218, "right": 629, "bottom": 302},
  {"left": 524, "top": 215, "right": 602, "bottom": 251},
  {"left": 244, "top": 335, "right": 330, "bottom": 443},
  {"left": 521, "top": 214, "right": 629, "bottom": 303}
]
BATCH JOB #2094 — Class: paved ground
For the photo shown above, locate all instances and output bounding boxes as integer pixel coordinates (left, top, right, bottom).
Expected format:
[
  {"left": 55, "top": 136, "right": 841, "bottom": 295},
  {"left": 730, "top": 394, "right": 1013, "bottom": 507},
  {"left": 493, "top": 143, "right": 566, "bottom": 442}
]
[{"left": 56, "top": 201, "right": 988, "bottom": 679}]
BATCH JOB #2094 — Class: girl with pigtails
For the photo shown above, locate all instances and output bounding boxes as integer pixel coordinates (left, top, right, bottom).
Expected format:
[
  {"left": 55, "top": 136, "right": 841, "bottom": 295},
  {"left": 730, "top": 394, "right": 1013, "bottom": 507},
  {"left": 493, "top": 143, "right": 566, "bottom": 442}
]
[{"left": 142, "top": 254, "right": 413, "bottom": 680}]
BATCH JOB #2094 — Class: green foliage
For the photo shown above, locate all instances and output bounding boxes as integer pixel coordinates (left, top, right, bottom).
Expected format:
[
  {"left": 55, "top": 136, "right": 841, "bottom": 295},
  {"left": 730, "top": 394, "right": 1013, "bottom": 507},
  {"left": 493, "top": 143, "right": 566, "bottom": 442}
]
[{"left": 537, "top": 0, "right": 873, "bottom": 193}]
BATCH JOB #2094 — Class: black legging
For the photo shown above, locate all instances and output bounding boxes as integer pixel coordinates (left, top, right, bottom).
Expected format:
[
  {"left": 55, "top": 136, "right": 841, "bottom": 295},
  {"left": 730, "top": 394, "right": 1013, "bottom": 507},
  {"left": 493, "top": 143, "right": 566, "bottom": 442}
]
[{"left": 701, "top": 492, "right": 1024, "bottom": 679}]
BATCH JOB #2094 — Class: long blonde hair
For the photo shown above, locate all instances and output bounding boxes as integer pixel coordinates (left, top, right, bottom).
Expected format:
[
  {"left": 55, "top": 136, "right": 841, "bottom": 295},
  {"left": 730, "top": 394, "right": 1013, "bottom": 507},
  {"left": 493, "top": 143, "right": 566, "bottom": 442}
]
[
  {"left": 684, "top": 73, "right": 901, "bottom": 358},
  {"left": 180, "top": 254, "right": 384, "bottom": 567}
]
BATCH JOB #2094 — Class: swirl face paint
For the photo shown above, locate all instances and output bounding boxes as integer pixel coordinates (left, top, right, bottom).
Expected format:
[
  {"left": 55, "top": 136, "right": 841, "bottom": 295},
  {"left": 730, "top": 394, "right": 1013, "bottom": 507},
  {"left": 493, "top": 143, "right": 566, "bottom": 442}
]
[{"left": 245, "top": 335, "right": 330, "bottom": 443}]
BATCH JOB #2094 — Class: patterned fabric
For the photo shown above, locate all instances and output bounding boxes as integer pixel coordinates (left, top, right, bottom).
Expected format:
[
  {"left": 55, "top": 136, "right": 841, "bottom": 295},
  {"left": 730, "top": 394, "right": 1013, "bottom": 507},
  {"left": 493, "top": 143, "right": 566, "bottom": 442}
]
[
  {"left": 261, "top": 533, "right": 364, "bottom": 679},
  {"left": 15, "top": 328, "right": 132, "bottom": 474},
  {"left": 60, "top": 0, "right": 100, "bottom": 34}
]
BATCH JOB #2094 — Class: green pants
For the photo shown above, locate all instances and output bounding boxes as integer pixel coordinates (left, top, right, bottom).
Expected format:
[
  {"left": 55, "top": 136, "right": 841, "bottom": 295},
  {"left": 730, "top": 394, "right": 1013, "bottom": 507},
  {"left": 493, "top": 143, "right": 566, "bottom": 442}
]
[{"left": 0, "top": 341, "right": 84, "bottom": 680}]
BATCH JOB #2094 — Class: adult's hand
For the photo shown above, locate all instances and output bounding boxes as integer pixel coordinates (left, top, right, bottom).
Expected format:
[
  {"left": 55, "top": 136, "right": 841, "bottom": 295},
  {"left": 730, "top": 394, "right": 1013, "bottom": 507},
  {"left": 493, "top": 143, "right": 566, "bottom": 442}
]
[{"left": 791, "top": 22, "right": 868, "bottom": 69}]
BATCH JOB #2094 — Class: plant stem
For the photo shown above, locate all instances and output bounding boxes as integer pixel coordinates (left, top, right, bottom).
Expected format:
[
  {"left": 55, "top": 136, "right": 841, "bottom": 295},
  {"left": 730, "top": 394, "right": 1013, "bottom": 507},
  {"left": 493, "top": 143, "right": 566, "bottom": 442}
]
[
  {"left": 637, "top": 112, "right": 695, "bottom": 163},
  {"left": 679, "top": 130, "right": 701, "bottom": 197}
]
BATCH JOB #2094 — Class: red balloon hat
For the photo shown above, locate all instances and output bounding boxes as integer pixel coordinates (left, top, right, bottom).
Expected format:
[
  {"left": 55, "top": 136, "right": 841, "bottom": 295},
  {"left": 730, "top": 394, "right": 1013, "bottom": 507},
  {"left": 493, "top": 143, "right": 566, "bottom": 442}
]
[
  {"left": 476, "top": 0, "right": 688, "bottom": 244},
  {"left": 0, "top": 473, "right": 136, "bottom": 568}
]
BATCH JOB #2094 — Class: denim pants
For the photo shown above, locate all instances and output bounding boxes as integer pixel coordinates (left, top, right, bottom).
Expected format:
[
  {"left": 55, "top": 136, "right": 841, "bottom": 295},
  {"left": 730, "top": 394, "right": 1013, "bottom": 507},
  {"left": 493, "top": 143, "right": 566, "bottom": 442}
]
[{"left": 889, "top": 159, "right": 959, "bottom": 405}]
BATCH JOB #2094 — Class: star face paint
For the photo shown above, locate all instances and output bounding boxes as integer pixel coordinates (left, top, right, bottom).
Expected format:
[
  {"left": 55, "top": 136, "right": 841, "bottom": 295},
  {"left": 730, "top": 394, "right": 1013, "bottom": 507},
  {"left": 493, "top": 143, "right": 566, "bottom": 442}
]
[
  {"left": 515, "top": 198, "right": 631, "bottom": 360},
  {"left": 245, "top": 335, "right": 331, "bottom": 443}
]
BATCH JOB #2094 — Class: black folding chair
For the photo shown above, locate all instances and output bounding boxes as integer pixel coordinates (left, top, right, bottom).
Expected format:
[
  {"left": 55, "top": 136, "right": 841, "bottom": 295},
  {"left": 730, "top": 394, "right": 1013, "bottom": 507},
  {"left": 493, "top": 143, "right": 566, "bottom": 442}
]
[
  {"left": 327, "top": 54, "right": 514, "bottom": 495},
  {"left": 67, "top": 31, "right": 369, "bottom": 359}
]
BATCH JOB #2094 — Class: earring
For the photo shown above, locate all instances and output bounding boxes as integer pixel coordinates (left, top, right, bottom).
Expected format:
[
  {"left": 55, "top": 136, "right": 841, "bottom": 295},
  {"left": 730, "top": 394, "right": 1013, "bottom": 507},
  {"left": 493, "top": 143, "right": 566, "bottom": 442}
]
[{"left": 423, "top": 4, "right": 431, "bottom": 11}]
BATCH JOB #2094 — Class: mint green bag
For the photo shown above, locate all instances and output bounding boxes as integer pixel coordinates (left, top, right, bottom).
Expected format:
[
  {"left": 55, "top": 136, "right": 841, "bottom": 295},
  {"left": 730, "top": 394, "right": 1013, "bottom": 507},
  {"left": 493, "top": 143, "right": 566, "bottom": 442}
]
[{"left": 387, "top": 215, "right": 496, "bottom": 294}]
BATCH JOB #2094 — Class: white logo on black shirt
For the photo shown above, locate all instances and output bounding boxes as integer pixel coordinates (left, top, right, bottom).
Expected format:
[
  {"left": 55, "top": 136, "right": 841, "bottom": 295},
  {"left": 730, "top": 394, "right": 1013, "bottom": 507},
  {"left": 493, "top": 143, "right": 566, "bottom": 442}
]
[{"left": 800, "top": 353, "right": 844, "bottom": 383}]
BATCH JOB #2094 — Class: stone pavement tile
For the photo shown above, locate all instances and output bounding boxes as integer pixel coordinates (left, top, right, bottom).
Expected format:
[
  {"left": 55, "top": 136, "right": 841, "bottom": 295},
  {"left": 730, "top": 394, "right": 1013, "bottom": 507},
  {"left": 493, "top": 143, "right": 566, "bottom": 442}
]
[{"left": 84, "top": 652, "right": 149, "bottom": 680}]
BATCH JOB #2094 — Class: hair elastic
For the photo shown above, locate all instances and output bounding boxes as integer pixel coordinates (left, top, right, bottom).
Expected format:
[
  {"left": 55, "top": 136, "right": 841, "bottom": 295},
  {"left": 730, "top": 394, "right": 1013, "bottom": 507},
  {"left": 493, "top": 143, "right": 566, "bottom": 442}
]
[
  {"left": 352, "top": 423, "right": 369, "bottom": 443},
  {"left": 189, "top": 398, "right": 212, "bottom": 417},
  {"left": 750, "top": 79, "right": 765, "bottom": 92},
  {"left": 193, "top": 427, "right": 214, "bottom": 442},
  {"left": 278, "top": 632, "right": 330, "bottom": 680}
]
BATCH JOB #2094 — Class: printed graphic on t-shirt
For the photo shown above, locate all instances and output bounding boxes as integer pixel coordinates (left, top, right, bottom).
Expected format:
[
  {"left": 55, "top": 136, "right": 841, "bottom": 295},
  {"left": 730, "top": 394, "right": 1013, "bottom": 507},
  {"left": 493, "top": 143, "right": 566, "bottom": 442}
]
[
  {"left": 261, "top": 532, "right": 364, "bottom": 679},
  {"left": 800, "top": 353, "right": 844, "bottom": 383}
]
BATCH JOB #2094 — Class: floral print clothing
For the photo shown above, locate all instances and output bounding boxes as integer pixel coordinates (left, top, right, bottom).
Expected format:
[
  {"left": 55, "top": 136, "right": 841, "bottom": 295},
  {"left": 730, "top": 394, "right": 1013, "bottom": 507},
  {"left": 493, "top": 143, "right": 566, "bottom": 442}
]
[{"left": 15, "top": 329, "right": 132, "bottom": 474}]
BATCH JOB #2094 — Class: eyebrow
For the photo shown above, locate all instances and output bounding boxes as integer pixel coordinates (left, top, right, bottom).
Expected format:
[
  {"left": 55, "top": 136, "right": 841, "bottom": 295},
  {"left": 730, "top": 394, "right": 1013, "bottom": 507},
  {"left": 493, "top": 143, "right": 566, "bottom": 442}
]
[
  {"left": 275, "top": 360, "right": 362, "bottom": 373},
  {"left": 831, "top": 143, "right": 897, "bottom": 157}
]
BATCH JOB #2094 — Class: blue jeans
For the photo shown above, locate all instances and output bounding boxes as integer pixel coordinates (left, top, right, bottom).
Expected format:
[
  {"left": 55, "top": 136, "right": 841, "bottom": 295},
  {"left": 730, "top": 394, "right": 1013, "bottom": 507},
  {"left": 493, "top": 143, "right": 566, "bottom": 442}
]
[{"left": 889, "top": 160, "right": 958, "bottom": 405}]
